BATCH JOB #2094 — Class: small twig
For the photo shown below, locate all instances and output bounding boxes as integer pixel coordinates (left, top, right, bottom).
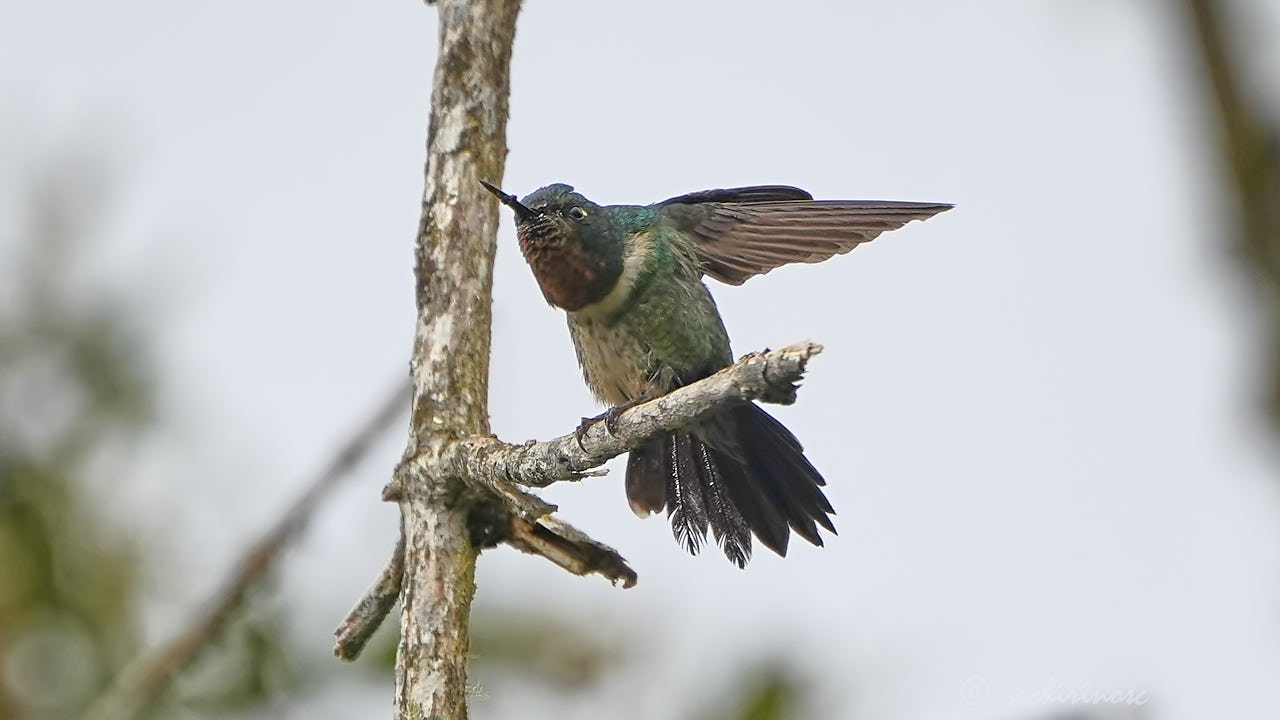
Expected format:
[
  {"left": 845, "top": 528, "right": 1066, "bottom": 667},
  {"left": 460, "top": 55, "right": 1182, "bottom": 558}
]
[
  {"left": 507, "top": 514, "right": 637, "bottom": 588},
  {"left": 82, "top": 378, "right": 410, "bottom": 720},
  {"left": 334, "top": 522, "right": 407, "bottom": 660}
]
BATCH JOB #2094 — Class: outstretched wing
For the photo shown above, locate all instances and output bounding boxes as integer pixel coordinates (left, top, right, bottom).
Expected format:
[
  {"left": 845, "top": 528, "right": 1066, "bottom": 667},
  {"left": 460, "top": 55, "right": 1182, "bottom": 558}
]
[{"left": 662, "top": 187, "right": 952, "bottom": 285}]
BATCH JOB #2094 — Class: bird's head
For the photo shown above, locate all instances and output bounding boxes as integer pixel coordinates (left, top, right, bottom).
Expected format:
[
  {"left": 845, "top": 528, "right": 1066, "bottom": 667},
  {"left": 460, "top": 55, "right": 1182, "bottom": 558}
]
[{"left": 482, "top": 180, "right": 623, "bottom": 311}]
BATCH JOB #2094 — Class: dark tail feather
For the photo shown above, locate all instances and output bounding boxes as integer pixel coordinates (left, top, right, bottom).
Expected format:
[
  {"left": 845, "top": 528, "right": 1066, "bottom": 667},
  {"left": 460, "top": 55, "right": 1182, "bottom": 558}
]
[
  {"left": 624, "top": 403, "right": 835, "bottom": 566},
  {"left": 705, "top": 438, "right": 793, "bottom": 557},
  {"left": 702, "top": 402, "right": 836, "bottom": 559},
  {"left": 735, "top": 404, "right": 837, "bottom": 540},
  {"left": 692, "top": 440, "right": 752, "bottom": 567},
  {"left": 626, "top": 430, "right": 753, "bottom": 566},
  {"left": 625, "top": 439, "right": 667, "bottom": 518},
  {"left": 666, "top": 431, "right": 709, "bottom": 553}
]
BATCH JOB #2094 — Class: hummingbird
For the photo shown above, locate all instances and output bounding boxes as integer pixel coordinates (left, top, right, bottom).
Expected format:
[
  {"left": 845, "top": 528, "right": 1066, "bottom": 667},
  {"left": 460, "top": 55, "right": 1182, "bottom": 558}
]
[{"left": 483, "top": 180, "right": 950, "bottom": 567}]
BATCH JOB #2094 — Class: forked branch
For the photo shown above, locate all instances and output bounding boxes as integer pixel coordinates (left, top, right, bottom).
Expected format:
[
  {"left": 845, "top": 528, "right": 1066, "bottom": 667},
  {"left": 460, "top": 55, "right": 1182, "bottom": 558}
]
[{"left": 336, "top": 342, "right": 823, "bottom": 661}]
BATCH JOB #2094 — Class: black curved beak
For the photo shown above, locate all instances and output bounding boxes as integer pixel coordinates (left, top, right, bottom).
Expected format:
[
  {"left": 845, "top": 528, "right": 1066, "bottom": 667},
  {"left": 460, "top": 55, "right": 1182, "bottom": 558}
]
[{"left": 480, "top": 179, "right": 536, "bottom": 221}]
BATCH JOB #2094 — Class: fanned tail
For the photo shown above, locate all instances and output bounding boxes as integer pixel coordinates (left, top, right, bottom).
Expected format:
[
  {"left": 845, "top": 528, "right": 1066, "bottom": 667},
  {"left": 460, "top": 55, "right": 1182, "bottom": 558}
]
[{"left": 624, "top": 401, "right": 835, "bottom": 567}]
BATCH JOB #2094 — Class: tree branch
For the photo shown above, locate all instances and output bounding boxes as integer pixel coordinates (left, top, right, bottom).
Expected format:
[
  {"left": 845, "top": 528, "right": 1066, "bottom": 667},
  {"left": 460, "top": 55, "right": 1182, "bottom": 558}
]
[
  {"left": 505, "top": 513, "right": 638, "bottom": 587},
  {"left": 342, "top": 342, "right": 819, "bottom": 617},
  {"left": 412, "top": 342, "right": 824, "bottom": 496},
  {"left": 333, "top": 519, "right": 406, "bottom": 661},
  {"left": 390, "top": 1, "right": 520, "bottom": 718}
]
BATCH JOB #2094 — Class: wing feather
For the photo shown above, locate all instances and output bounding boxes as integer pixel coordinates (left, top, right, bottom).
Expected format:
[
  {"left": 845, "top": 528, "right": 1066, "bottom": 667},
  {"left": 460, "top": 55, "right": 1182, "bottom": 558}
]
[{"left": 689, "top": 199, "right": 952, "bottom": 285}]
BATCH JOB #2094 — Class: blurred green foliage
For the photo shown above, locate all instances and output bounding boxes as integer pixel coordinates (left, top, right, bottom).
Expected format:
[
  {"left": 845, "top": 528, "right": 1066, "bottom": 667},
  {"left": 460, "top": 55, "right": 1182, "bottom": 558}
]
[
  {"left": 0, "top": 156, "right": 152, "bottom": 719},
  {"left": 0, "top": 156, "right": 291, "bottom": 720},
  {"left": 696, "top": 664, "right": 808, "bottom": 720},
  {"left": 467, "top": 608, "right": 622, "bottom": 692}
]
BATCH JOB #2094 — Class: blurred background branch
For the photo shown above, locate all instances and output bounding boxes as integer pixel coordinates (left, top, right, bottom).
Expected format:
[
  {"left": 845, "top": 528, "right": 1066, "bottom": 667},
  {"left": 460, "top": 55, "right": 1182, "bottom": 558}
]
[
  {"left": 1181, "top": 0, "right": 1280, "bottom": 421},
  {"left": 82, "top": 378, "right": 408, "bottom": 720},
  {"left": 0, "top": 153, "right": 309, "bottom": 720}
]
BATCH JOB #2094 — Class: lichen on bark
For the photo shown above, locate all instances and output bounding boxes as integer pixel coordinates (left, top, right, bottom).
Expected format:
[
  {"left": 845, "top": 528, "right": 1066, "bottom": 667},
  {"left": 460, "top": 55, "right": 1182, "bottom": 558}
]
[{"left": 395, "top": 1, "right": 522, "bottom": 718}]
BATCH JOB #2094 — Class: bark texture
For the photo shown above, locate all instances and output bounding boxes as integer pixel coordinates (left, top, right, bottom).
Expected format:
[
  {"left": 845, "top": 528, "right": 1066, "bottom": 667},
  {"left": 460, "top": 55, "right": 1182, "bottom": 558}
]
[
  {"left": 395, "top": 1, "right": 521, "bottom": 718},
  {"left": 431, "top": 342, "right": 825, "bottom": 490}
]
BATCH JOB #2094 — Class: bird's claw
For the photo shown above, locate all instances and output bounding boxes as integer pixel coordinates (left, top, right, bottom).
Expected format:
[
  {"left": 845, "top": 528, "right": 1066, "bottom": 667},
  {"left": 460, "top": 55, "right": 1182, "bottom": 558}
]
[
  {"left": 575, "top": 413, "right": 605, "bottom": 452},
  {"left": 574, "top": 401, "right": 639, "bottom": 452},
  {"left": 603, "top": 405, "right": 626, "bottom": 435}
]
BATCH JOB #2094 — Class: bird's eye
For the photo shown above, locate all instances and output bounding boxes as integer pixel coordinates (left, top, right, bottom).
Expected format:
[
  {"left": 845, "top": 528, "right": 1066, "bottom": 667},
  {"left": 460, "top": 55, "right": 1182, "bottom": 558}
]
[{"left": 567, "top": 207, "right": 587, "bottom": 221}]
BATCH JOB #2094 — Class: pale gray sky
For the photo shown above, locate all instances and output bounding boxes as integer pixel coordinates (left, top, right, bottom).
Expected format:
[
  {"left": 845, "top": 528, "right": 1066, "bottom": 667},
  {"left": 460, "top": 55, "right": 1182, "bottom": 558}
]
[{"left": 3, "top": 1, "right": 1280, "bottom": 718}]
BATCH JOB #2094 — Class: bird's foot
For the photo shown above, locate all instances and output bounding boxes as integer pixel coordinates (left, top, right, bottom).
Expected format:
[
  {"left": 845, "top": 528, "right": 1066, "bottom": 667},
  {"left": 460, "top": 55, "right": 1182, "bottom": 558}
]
[
  {"left": 574, "top": 398, "right": 647, "bottom": 451},
  {"left": 603, "top": 404, "right": 629, "bottom": 435},
  {"left": 574, "top": 413, "right": 605, "bottom": 451}
]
